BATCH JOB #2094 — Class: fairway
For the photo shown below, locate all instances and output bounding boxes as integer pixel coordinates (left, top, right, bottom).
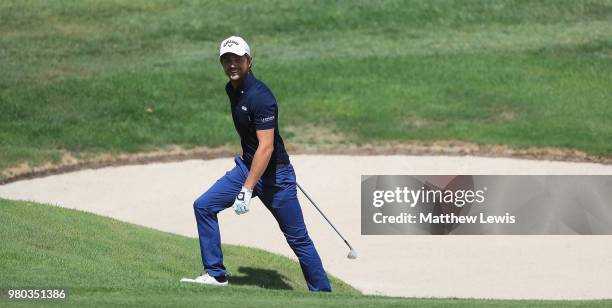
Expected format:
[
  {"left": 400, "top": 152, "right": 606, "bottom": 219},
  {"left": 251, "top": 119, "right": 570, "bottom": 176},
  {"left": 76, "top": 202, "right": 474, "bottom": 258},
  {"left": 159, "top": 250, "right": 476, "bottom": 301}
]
[
  {"left": 0, "top": 199, "right": 360, "bottom": 307},
  {"left": 1, "top": 0, "right": 612, "bottom": 177}
]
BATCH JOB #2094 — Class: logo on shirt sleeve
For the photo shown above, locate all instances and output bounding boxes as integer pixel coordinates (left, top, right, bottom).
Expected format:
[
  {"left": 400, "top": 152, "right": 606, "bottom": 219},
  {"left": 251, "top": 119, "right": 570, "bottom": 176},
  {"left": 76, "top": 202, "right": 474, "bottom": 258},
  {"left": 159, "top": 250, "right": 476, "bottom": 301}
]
[
  {"left": 241, "top": 106, "right": 247, "bottom": 111},
  {"left": 259, "top": 115, "right": 275, "bottom": 123}
]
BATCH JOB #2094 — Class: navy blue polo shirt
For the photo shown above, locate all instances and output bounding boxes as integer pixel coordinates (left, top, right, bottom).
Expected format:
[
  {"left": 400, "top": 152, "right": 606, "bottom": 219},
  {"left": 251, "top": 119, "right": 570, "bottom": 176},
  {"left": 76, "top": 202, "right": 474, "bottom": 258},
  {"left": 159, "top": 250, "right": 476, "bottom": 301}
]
[{"left": 226, "top": 72, "right": 290, "bottom": 170}]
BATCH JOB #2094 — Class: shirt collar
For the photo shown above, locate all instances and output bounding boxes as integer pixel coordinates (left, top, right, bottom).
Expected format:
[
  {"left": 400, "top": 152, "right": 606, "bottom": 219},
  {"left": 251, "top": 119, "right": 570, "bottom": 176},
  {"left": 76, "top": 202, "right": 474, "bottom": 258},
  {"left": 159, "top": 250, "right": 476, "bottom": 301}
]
[{"left": 226, "top": 72, "right": 256, "bottom": 94}]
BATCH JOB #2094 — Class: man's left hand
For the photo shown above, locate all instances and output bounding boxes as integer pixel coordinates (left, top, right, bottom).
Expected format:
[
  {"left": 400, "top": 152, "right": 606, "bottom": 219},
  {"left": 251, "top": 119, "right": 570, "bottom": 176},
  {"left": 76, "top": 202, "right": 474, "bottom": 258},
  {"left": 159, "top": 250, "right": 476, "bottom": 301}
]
[{"left": 233, "top": 187, "right": 253, "bottom": 215}]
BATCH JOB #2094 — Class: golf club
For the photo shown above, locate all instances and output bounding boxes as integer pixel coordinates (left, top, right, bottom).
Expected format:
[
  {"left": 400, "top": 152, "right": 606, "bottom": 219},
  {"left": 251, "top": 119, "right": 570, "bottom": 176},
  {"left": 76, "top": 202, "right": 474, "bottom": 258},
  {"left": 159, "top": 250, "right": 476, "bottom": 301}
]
[{"left": 296, "top": 182, "right": 358, "bottom": 260}]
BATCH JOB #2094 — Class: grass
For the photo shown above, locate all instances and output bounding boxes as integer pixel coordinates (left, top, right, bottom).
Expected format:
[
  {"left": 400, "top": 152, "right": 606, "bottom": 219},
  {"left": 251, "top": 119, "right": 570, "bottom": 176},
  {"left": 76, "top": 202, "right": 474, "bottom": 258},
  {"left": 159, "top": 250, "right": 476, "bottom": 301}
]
[
  {"left": 2, "top": 198, "right": 612, "bottom": 307},
  {"left": 1, "top": 0, "right": 611, "bottom": 172}
]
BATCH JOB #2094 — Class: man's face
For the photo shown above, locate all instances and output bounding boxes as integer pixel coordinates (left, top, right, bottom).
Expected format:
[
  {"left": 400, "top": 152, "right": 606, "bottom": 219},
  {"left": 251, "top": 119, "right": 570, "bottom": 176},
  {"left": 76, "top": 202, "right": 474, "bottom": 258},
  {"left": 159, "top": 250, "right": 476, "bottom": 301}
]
[{"left": 221, "top": 53, "right": 251, "bottom": 83}]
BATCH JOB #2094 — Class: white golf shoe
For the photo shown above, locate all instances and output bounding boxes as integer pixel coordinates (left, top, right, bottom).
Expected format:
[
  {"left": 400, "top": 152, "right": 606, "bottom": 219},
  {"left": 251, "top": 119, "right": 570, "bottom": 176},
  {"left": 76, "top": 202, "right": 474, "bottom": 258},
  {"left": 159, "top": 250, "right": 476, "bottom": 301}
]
[{"left": 180, "top": 273, "right": 228, "bottom": 287}]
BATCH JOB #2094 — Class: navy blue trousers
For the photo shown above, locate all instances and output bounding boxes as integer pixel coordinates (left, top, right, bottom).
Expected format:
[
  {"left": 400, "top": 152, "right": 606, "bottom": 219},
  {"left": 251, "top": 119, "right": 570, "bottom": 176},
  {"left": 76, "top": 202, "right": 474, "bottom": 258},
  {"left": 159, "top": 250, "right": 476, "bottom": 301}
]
[{"left": 193, "top": 156, "right": 331, "bottom": 292}]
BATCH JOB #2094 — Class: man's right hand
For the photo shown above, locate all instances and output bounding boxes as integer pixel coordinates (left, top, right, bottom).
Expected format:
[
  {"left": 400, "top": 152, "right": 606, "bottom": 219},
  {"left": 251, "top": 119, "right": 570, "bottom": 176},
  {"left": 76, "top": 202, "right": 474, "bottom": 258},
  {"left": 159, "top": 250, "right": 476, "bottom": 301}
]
[{"left": 233, "top": 186, "right": 252, "bottom": 215}]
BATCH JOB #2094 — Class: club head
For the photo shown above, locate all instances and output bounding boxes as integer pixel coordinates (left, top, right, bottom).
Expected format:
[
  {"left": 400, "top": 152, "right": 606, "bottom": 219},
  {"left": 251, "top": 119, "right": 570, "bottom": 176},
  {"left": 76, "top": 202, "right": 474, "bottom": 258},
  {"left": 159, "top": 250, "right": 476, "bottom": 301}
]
[{"left": 347, "top": 249, "right": 358, "bottom": 259}]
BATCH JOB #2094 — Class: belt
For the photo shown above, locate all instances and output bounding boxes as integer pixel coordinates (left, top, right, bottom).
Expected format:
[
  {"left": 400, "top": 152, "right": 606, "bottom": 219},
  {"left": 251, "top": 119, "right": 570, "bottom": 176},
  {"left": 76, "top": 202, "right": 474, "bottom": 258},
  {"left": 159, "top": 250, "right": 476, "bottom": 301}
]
[{"left": 243, "top": 159, "right": 289, "bottom": 169}]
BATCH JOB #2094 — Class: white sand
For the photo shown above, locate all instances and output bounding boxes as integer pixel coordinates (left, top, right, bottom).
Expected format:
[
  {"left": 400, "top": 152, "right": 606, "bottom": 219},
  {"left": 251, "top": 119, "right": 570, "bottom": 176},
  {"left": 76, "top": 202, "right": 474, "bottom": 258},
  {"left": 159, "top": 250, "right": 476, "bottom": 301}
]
[{"left": 1, "top": 155, "right": 611, "bottom": 299}]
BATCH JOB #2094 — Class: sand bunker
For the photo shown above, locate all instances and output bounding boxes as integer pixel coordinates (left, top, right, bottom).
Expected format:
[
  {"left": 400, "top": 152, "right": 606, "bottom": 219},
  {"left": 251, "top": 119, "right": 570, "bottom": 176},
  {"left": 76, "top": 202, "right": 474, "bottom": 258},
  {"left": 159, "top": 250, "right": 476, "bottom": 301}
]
[{"left": 1, "top": 155, "right": 611, "bottom": 299}]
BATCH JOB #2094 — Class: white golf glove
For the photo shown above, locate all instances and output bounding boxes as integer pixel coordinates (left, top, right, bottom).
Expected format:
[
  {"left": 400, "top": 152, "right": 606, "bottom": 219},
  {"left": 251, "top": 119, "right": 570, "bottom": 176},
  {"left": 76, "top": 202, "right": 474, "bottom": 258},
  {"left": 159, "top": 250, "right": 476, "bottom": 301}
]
[{"left": 233, "top": 186, "right": 252, "bottom": 215}]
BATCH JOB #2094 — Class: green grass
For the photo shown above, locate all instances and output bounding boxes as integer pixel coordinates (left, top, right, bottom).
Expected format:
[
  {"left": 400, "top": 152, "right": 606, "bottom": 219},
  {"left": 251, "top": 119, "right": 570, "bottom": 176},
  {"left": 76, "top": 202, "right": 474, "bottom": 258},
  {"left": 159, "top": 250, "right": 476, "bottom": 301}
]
[
  {"left": 2, "top": 198, "right": 611, "bottom": 307},
  {"left": 1, "top": 0, "right": 612, "bottom": 173}
]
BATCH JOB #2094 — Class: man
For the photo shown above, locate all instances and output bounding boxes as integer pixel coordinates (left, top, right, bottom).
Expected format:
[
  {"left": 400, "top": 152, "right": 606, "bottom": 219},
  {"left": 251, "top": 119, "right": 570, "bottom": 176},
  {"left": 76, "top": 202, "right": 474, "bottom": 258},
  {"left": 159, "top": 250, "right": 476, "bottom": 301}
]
[{"left": 182, "top": 36, "right": 332, "bottom": 292}]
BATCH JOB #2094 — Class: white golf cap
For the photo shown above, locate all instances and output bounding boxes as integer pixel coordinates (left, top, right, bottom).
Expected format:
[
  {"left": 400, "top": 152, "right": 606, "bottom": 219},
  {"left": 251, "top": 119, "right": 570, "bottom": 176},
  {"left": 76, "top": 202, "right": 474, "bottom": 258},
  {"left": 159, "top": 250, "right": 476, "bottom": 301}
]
[{"left": 219, "top": 36, "right": 251, "bottom": 58}]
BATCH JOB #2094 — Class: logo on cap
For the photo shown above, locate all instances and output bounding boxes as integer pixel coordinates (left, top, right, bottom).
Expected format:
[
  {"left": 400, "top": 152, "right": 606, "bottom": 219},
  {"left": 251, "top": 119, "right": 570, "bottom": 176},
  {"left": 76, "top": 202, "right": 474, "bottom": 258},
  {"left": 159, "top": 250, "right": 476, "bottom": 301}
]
[{"left": 223, "top": 40, "right": 240, "bottom": 48}]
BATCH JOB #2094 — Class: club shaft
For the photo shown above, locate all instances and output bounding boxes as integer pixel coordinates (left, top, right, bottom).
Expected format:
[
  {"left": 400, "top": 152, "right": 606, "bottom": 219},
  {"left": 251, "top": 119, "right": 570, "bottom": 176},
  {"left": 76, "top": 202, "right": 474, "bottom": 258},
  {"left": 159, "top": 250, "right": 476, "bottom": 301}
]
[{"left": 296, "top": 183, "right": 354, "bottom": 251}]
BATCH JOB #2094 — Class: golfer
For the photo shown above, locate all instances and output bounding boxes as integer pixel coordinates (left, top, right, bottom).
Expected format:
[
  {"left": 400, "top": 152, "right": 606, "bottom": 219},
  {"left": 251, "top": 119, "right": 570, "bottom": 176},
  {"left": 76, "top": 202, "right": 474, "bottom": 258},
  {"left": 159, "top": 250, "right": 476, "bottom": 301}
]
[{"left": 183, "top": 36, "right": 332, "bottom": 292}]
